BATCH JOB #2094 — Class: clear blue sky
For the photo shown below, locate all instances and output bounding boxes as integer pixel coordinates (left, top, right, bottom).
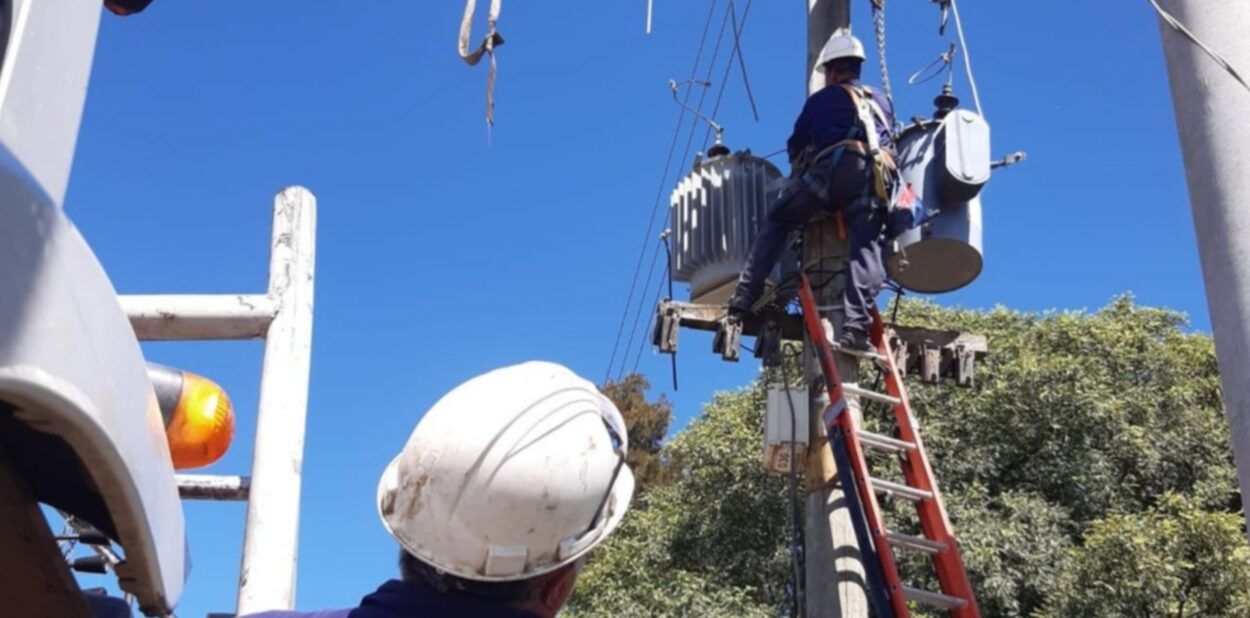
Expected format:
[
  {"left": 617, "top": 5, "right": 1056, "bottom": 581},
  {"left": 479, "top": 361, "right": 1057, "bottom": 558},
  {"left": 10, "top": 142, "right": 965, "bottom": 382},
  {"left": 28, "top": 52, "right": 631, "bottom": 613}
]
[{"left": 66, "top": 2, "right": 1206, "bottom": 615}]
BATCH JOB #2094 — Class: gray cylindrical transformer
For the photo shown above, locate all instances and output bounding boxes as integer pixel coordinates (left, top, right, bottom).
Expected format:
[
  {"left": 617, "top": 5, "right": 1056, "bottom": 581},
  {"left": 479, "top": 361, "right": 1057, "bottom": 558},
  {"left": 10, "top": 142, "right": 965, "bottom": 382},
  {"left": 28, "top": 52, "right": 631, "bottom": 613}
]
[
  {"left": 670, "top": 151, "right": 785, "bottom": 304},
  {"left": 889, "top": 111, "right": 989, "bottom": 294}
]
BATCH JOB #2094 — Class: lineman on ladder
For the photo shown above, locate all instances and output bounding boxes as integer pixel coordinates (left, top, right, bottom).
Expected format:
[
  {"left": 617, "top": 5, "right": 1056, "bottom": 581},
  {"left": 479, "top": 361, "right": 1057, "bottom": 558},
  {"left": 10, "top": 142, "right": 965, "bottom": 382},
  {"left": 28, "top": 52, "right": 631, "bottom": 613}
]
[{"left": 727, "top": 31, "right": 899, "bottom": 352}]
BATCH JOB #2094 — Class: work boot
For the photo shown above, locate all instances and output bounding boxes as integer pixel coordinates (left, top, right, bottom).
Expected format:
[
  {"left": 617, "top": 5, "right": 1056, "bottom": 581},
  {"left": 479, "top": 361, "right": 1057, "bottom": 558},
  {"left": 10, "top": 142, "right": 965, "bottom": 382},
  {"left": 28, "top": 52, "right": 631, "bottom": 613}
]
[
  {"left": 836, "top": 328, "right": 873, "bottom": 353},
  {"left": 726, "top": 291, "right": 754, "bottom": 320}
]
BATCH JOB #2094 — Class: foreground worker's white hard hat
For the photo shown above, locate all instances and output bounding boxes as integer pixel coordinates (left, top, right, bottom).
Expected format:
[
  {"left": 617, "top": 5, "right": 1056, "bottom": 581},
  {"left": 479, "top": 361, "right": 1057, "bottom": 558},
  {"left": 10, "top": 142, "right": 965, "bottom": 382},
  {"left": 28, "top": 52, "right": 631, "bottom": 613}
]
[
  {"left": 816, "top": 29, "right": 866, "bottom": 69},
  {"left": 377, "top": 361, "right": 635, "bottom": 582}
]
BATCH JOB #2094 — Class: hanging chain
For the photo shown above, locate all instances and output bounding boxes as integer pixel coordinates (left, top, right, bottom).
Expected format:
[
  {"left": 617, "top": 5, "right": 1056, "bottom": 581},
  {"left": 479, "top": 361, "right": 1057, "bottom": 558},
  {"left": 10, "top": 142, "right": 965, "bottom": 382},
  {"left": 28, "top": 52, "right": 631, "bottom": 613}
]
[{"left": 872, "top": 0, "right": 894, "bottom": 107}]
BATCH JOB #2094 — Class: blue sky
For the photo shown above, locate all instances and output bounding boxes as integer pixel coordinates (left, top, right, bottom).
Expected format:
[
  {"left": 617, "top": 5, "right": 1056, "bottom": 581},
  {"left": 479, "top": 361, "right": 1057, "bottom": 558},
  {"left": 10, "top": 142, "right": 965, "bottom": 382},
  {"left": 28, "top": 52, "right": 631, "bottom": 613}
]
[{"left": 65, "top": 1, "right": 1205, "bottom": 615}]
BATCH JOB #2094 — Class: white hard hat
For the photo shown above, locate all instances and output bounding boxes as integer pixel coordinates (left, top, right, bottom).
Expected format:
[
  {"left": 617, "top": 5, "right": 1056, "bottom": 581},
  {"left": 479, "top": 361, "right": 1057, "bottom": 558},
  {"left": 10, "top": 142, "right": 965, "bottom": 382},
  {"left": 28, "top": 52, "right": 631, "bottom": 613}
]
[
  {"left": 376, "top": 361, "right": 635, "bottom": 582},
  {"left": 816, "top": 29, "right": 866, "bottom": 69}
]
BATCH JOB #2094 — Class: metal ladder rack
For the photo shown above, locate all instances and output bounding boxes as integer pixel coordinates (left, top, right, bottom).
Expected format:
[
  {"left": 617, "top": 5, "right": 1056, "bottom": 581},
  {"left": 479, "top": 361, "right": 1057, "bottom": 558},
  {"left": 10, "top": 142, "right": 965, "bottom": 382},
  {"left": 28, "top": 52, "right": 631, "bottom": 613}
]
[{"left": 797, "top": 270, "right": 979, "bottom": 617}]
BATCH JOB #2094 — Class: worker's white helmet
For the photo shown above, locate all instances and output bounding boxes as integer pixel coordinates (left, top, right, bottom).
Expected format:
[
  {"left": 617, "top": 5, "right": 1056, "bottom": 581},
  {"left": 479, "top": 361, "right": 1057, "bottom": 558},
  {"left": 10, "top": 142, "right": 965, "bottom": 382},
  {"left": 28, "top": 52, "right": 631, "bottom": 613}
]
[
  {"left": 376, "top": 361, "right": 635, "bottom": 582},
  {"left": 816, "top": 29, "right": 866, "bottom": 69}
]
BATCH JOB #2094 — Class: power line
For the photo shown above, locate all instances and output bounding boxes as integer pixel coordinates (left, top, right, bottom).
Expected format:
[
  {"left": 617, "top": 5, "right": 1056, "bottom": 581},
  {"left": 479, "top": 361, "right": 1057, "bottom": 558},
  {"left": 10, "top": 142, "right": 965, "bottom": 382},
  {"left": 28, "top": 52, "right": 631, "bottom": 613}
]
[
  {"left": 947, "top": 0, "right": 984, "bottom": 116},
  {"left": 702, "top": 0, "right": 756, "bottom": 149},
  {"left": 682, "top": 2, "right": 735, "bottom": 157},
  {"left": 729, "top": 0, "right": 760, "bottom": 122},
  {"left": 630, "top": 268, "right": 670, "bottom": 375},
  {"left": 618, "top": 241, "right": 665, "bottom": 381},
  {"left": 604, "top": 0, "right": 720, "bottom": 384},
  {"left": 615, "top": 0, "right": 736, "bottom": 381}
]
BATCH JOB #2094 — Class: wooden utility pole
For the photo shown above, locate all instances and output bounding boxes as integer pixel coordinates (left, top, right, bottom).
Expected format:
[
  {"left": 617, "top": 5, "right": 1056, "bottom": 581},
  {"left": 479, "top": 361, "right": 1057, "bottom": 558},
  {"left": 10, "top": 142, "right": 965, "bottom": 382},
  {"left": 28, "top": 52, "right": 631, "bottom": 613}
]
[{"left": 803, "top": 2, "right": 869, "bottom": 617}]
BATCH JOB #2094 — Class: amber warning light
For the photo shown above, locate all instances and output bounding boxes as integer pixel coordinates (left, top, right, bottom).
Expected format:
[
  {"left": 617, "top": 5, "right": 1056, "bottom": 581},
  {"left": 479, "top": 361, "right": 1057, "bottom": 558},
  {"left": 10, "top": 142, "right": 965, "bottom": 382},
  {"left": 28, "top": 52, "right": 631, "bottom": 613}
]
[{"left": 148, "top": 363, "right": 236, "bottom": 470}]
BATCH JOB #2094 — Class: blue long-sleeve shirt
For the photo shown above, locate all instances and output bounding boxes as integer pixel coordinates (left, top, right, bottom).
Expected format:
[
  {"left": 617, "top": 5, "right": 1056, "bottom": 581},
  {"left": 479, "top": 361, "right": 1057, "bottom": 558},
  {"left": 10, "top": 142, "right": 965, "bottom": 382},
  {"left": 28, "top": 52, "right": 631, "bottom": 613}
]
[
  {"left": 786, "top": 79, "right": 896, "bottom": 161},
  {"left": 242, "top": 579, "right": 540, "bottom": 618}
]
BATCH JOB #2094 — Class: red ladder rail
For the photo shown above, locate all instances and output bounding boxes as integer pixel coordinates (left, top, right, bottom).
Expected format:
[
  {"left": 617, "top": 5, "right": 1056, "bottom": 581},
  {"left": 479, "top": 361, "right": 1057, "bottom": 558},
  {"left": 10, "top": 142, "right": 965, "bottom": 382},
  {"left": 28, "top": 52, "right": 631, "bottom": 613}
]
[
  {"left": 874, "top": 313, "right": 980, "bottom": 617},
  {"left": 797, "top": 270, "right": 980, "bottom": 617},
  {"left": 798, "top": 271, "right": 909, "bottom": 617}
]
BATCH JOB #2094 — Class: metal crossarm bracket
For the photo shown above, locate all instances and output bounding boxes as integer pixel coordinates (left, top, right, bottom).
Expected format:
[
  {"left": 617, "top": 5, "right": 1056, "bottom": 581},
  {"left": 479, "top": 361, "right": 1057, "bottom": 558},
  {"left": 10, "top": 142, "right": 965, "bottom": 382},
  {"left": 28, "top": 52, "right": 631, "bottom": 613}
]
[{"left": 653, "top": 299, "right": 987, "bottom": 385}]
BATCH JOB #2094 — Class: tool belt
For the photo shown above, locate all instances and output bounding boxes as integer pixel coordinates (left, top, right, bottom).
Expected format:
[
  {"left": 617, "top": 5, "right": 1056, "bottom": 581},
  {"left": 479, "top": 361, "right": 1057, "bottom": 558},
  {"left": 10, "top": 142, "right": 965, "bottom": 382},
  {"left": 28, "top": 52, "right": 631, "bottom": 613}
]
[
  {"left": 812, "top": 139, "right": 896, "bottom": 170},
  {"left": 806, "top": 139, "right": 898, "bottom": 205}
]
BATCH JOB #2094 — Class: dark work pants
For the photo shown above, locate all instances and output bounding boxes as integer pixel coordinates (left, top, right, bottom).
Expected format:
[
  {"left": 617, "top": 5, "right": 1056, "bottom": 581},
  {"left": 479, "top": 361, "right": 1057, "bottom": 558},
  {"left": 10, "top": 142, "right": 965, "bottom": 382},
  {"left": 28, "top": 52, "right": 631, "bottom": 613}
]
[{"left": 732, "top": 154, "right": 886, "bottom": 334}]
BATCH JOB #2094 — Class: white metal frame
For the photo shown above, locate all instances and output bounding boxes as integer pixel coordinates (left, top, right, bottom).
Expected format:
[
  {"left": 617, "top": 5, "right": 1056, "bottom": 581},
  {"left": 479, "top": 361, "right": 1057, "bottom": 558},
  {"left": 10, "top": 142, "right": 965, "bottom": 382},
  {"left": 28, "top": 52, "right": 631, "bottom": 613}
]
[{"left": 122, "top": 187, "right": 317, "bottom": 614}]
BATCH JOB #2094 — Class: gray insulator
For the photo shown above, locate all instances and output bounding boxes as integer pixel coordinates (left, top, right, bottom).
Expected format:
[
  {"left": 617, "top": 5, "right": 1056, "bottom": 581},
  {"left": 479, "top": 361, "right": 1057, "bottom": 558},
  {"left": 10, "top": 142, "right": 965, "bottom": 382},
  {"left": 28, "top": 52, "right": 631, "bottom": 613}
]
[{"left": 670, "top": 152, "right": 784, "bottom": 303}]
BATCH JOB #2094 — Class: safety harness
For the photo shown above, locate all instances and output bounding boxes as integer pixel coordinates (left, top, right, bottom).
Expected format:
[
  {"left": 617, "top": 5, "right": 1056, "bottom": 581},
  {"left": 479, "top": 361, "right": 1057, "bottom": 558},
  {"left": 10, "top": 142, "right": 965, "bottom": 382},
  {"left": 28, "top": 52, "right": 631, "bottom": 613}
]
[
  {"left": 796, "top": 82, "right": 925, "bottom": 242},
  {"left": 798, "top": 83, "right": 897, "bottom": 212},
  {"left": 840, "top": 83, "right": 895, "bottom": 203}
]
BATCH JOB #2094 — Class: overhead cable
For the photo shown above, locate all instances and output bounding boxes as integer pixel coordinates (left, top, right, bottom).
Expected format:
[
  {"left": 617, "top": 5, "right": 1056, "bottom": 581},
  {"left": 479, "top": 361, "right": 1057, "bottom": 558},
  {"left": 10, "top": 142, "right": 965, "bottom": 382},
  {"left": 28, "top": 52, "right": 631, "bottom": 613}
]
[
  {"left": 729, "top": 0, "right": 761, "bottom": 122},
  {"left": 686, "top": 3, "right": 735, "bottom": 156},
  {"left": 619, "top": 242, "right": 665, "bottom": 382},
  {"left": 618, "top": 0, "right": 733, "bottom": 380},
  {"left": 605, "top": 0, "right": 720, "bottom": 384},
  {"left": 702, "top": 0, "right": 757, "bottom": 149},
  {"left": 1149, "top": 0, "right": 1250, "bottom": 94},
  {"left": 946, "top": 0, "right": 984, "bottom": 116},
  {"left": 630, "top": 272, "right": 670, "bottom": 376}
]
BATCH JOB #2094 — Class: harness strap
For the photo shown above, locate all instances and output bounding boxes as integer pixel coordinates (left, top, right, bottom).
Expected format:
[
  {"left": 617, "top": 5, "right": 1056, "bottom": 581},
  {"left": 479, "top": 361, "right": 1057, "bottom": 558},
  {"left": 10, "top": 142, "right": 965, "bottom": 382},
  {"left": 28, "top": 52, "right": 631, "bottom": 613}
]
[{"left": 839, "top": 84, "right": 894, "bottom": 202}]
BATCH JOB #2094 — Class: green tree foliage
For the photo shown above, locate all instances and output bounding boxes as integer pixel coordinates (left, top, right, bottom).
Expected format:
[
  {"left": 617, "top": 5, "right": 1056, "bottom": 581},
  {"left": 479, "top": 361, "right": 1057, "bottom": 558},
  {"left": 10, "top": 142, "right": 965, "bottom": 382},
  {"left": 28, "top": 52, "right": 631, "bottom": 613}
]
[
  {"left": 569, "top": 386, "right": 790, "bottom": 617},
  {"left": 601, "top": 374, "right": 677, "bottom": 493},
  {"left": 1040, "top": 494, "right": 1250, "bottom": 617},
  {"left": 575, "top": 297, "right": 1247, "bottom": 617}
]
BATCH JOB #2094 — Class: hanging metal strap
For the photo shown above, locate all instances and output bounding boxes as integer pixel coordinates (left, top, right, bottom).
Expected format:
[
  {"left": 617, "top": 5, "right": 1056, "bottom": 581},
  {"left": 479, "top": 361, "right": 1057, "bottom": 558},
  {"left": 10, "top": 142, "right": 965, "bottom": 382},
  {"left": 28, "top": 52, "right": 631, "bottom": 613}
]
[{"left": 458, "top": 0, "right": 505, "bottom": 128}]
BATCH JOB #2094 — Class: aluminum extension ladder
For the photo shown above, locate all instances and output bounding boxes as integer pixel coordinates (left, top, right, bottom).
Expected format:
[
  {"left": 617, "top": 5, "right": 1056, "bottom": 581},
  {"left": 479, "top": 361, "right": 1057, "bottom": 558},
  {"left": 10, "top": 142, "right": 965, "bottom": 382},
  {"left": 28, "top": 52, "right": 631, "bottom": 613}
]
[{"left": 797, "top": 270, "right": 980, "bottom": 617}]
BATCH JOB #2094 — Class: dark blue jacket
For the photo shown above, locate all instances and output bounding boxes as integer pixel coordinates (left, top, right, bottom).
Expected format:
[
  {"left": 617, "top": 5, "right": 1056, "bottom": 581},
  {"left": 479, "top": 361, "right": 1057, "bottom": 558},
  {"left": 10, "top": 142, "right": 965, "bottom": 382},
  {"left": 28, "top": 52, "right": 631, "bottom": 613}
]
[
  {"left": 242, "top": 579, "right": 541, "bottom": 618},
  {"left": 786, "top": 79, "right": 896, "bottom": 161}
]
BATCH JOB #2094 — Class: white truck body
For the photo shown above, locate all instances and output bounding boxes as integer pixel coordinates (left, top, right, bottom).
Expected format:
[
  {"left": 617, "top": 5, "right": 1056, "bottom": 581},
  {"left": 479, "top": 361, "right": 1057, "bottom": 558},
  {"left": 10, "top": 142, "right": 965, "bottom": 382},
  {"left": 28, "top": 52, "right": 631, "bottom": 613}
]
[{"left": 0, "top": 0, "right": 186, "bottom": 614}]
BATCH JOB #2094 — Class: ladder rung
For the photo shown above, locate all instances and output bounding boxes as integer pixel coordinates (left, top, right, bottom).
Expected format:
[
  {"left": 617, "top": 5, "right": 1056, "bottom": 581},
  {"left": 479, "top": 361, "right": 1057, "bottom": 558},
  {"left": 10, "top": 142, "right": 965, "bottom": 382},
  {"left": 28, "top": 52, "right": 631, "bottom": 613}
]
[
  {"left": 871, "top": 478, "right": 933, "bottom": 502},
  {"left": 902, "top": 586, "right": 968, "bottom": 610},
  {"left": 886, "top": 531, "right": 947, "bottom": 555},
  {"left": 831, "top": 341, "right": 888, "bottom": 363},
  {"left": 856, "top": 430, "right": 916, "bottom": 453},
  {"left": 842, "top": 384, "right": 902, "bottom": 406}
]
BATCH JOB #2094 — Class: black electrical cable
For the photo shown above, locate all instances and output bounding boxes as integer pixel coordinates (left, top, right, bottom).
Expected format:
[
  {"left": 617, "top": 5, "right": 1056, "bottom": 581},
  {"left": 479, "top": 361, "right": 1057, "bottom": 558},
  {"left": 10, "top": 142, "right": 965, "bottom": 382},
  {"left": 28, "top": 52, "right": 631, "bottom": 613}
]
[
  {"left": 629, "top": 272, "right": 669, "bottom": 376},
  {"left": 888, "top": 283, "right": 904, "bottom": 326},
  {"left": 619, "top": 242, "right": 665, "bottom": 381},
  {"left": 779, "top": 345, "right": 806, "bottom": 617}
]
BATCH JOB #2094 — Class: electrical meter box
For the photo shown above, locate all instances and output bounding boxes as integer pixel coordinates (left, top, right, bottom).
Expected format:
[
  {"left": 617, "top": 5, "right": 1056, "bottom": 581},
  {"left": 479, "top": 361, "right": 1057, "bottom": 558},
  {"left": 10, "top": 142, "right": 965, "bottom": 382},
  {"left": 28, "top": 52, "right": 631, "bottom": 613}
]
[{"left": 763, "top": 385, "right": 809, "bottom": 474}]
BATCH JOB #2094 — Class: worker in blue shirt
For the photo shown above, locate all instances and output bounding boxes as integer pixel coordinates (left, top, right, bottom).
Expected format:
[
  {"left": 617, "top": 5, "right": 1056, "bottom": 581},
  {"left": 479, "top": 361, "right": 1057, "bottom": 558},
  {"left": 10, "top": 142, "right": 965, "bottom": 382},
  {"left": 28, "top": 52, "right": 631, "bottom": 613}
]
[
  {"left": 727, "top": 31, "right": 898, "bottom": 352},
  {"left": 241, "top": 362, "right": 635, "bottom": 618}
]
